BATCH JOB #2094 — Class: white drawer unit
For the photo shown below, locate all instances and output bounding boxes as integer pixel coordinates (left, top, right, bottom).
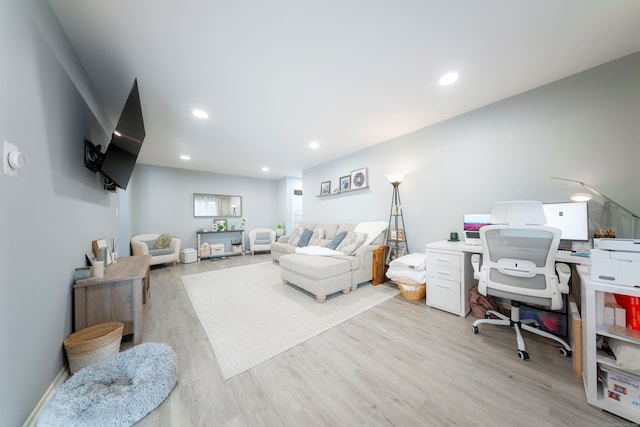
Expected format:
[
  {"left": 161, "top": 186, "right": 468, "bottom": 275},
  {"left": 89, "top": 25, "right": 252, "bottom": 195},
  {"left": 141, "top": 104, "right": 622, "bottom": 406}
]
[{"left": 425, "top": 243, "right": 477, "bottom": 317}]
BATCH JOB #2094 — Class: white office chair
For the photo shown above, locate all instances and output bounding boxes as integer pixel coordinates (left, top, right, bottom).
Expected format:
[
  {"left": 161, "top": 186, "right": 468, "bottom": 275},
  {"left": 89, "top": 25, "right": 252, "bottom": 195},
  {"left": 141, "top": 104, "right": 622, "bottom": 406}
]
[{"left": 470, "top": 201, "right": 572, "bottom": 360}]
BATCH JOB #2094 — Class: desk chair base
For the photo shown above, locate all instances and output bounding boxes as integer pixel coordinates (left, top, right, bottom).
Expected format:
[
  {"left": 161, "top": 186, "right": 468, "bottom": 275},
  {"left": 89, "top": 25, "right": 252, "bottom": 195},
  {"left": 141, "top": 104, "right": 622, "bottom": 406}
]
[{"left": 472, "top": 303, "right": 572, "bottom": 361}]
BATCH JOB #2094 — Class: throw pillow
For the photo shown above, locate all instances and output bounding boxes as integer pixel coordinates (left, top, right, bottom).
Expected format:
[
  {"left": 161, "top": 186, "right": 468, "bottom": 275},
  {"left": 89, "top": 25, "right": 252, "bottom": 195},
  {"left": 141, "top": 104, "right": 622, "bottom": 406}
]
[
  {"left": 308, "top": 228, "right": 325, "bottom": 246},
  {"left": 288, "top": 226, "right": 304, "bottom": 246},
  {"left": 297, "top": 229, "right": 313, "bottom": 247},
  {"left": 142, "top": 240, "right": 157, "bottom": 251},
  {"left": 155, "top": 234, "right": 174, "bottom": 249},
  {"left": 335, "top": 231, "right": 367, "bottom": 256},
  {"left": 354, "top": 221, "right": 389, "bottom": 246},
  {"left": 327, "top": 231, "right": 347, "bottom": 250}
]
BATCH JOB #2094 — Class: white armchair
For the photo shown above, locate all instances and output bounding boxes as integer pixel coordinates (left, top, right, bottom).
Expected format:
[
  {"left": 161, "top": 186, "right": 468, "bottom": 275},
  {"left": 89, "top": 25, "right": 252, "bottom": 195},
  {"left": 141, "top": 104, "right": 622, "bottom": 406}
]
[
  {"left": 131, "top": 233, "right": 181, "bottom": 266},
  {"left": 248, "top": 228, "right": 276, "bottom": 255}
]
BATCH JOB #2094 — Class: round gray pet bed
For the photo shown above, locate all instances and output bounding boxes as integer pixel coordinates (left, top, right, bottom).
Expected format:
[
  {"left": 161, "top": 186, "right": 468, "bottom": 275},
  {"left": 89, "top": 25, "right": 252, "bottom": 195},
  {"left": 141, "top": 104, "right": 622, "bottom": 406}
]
[{"left": 38, "top": 342, "right": 178, "bottom": 427}]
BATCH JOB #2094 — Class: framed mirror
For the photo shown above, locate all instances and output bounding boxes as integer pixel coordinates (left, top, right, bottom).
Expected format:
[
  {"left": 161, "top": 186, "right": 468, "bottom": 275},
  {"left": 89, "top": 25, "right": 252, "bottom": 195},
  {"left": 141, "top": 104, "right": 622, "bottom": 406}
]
[{"left": 193, "top": 193, "right": 242, "bottom": 217}]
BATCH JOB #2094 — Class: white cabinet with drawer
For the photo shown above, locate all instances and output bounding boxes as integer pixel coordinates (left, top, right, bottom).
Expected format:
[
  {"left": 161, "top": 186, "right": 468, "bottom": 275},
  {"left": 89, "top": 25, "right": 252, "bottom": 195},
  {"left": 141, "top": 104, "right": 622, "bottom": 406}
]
[{"left": 425, "top": 242, "right": 478, "bottom": 317}]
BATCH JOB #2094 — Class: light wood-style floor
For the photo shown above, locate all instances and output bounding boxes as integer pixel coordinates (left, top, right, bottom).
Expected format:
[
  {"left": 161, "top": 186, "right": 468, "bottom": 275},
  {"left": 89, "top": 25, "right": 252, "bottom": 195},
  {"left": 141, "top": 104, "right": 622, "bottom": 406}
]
[{"left": 133, "top": 254, "right": 630, "bottom": 427}]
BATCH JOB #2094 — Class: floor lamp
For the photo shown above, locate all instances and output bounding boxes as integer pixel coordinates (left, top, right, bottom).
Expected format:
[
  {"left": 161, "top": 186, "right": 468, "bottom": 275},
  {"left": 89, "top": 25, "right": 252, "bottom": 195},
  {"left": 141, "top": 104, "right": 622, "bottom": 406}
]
[{"left": 386, "top": 175, "right": 408, "bottom": 261}]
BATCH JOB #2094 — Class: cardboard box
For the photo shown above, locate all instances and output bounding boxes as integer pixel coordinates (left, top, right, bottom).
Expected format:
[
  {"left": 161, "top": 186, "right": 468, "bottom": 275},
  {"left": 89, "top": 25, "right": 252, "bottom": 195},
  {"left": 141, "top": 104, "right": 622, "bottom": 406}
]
[{"left": 602, "top": 365, "right": 640, "bottom": 411}]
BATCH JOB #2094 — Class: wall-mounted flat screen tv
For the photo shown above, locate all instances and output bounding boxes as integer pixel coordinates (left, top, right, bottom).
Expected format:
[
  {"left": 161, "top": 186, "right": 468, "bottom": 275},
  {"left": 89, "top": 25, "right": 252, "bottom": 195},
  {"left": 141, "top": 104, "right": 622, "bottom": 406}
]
[{"left": 100, "top": 79, "right": 145, "bottom": 190}]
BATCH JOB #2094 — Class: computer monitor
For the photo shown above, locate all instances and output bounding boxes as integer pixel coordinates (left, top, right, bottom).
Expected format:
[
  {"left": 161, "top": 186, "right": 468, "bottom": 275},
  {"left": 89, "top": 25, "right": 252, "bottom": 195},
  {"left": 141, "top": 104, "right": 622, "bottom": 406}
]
[
  {"left": 463, "top": 213, "right": 492, "bottom": 245},
  {"left": 542, "top": 201, "right": 589, "bottom": 241}
]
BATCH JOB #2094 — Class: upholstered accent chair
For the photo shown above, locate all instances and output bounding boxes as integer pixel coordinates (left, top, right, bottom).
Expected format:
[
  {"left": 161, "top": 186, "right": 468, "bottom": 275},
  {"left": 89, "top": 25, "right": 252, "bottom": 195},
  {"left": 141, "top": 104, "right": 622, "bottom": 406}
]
[
  {"left": 131, "top": 233, "right": 181, "bottom": 266},
  {"left": 248, "top": 228, "right": 276, "bottom": 255}
]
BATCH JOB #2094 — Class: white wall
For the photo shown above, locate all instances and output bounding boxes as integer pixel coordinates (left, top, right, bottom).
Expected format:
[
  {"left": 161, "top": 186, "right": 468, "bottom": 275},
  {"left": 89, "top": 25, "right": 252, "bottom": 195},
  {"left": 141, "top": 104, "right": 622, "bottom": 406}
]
[
  {"left": 129, "top": 165, "right": 284, "bottom": 250},
  {"left": 303, "top": 52, "right": 640, "bottom": 251},
  {"left": 0, "top": 1, "right": 116, "bottom": 424}
]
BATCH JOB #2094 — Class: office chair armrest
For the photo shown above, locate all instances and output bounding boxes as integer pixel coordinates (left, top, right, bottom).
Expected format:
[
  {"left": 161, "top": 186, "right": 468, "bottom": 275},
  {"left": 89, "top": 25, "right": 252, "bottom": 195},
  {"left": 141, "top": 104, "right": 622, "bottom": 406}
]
[
  {"left": 556, "top": 262, "right": 571, "bottom": 294},
  {"left": 471, "top": 254, "right": 481, "bottom": 280}
]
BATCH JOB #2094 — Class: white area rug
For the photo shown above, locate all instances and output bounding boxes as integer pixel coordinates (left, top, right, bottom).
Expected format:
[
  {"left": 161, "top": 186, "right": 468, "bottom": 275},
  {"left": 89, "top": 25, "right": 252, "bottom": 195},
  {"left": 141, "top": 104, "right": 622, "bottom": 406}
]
[{"left": 181, "top": 261, "right": 399, "bottom": 379}]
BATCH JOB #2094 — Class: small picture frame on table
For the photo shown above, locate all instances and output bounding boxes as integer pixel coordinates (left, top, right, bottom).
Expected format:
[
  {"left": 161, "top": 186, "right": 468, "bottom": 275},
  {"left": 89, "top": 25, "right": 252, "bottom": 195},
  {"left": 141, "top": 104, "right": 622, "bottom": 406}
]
[
  {"left": 389, "top": 229, "right": 405, "bottom": 241},
  {"left": 214, "top": 218, "right": 227, "bottom": 231},
  {"left": 320, "top": 181, "right": 331, "bottom": 195},
  {"left": 339, "top": 175, "right": 351, "bottom": 192},
  {"left": 92, "top": 238, "right": 112, "bottom": 265}
]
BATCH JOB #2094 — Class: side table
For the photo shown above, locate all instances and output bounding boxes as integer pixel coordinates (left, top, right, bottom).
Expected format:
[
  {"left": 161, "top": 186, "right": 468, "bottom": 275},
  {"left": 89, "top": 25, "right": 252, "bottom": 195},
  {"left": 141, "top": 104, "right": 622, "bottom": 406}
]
[{"left": 73, "top": 255, "right": 151, "bottom": 344}]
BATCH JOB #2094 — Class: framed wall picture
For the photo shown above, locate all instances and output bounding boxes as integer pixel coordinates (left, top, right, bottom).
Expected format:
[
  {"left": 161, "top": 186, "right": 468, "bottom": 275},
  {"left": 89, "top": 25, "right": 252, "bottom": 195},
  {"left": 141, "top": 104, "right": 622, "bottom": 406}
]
[
  {"left": 339, "top": 175, "right": 351, "bottom": 192},
  {"left": 320, "top": 181, "right": 331, "bottom": 195},
  {"left": 350, "top": 167, "right": 368, "bottom": 189}
]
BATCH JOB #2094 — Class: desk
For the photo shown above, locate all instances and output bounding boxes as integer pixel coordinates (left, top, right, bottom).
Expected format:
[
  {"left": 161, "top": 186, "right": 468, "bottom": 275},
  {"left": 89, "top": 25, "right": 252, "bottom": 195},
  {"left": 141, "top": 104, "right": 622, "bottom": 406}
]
[
  {"left": 73, "top": 255, "right": 150, "bottom": 344},
  {"left": 425, "top": 240, "right": 589, "bottom": 317}
]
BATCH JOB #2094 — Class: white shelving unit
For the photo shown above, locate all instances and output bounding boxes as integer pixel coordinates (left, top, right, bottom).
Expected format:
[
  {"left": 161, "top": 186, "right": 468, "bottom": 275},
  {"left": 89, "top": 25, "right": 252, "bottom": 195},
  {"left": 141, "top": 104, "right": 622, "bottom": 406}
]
[{"left": 578, "top": 265, "right": 640, "bottom": 424}]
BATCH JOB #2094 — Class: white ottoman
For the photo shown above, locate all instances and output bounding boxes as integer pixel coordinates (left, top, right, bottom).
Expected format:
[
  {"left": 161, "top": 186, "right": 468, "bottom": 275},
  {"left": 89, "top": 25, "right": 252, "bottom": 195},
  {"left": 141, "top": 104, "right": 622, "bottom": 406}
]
[{"left": 279, "top": 254, "right": 352, "bottom": 303}]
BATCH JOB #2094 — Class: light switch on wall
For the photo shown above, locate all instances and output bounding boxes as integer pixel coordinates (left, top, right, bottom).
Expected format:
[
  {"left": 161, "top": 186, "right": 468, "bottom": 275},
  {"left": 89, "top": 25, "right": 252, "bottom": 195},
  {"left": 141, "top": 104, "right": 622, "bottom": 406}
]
[{"left": 3, "top": 141, "right": 25, "bottom": 178}]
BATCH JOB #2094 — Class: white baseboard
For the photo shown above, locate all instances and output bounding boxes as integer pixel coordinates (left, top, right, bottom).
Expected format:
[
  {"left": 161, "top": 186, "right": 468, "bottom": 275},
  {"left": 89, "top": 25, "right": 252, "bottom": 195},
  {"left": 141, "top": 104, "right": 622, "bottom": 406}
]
[{"left": 22, "top": 366, "right": 68, "bottom": 427}]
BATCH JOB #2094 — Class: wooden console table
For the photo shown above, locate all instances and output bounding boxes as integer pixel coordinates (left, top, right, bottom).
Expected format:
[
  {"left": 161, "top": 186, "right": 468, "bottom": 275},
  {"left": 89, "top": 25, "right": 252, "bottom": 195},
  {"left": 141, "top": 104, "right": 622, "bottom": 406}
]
[{"left": 73, "top": 255, "right": 150, "bottom": 344}]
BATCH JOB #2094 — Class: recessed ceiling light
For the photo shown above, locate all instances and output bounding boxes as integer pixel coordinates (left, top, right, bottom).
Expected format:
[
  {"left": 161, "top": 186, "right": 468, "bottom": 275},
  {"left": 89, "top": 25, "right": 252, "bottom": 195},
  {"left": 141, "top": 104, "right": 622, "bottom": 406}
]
[
  {"left": 192, "top": 109, "right": 208, "bottom": 119},
  {"left": 261, "top": 167, "right": 269, "bottom": 172},
  {"left": 180, "top": 155, "right": 191, "bottom": 160},
  {"left": 309, "top": 141, "right": 319, "bottom": 150},
  {"left": 439, "top": 72, "right": 459, "bottom": 86}
]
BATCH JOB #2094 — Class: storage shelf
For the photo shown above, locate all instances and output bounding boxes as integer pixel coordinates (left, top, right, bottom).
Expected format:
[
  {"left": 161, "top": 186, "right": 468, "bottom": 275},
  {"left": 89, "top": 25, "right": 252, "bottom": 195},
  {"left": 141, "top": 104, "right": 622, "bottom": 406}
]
[
  {"left": 316, "top": 186, "right": 369, "bottom": 197},
  {"left": 596, "top": 324, "right": 640, "bottom": 345}
]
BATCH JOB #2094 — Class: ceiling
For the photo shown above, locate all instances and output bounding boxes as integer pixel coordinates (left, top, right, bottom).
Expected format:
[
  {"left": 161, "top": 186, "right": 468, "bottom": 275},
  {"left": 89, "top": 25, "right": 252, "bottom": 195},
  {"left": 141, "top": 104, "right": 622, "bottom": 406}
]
[{"left": 48, "top": 0, "right": 640, "bottom": 179}]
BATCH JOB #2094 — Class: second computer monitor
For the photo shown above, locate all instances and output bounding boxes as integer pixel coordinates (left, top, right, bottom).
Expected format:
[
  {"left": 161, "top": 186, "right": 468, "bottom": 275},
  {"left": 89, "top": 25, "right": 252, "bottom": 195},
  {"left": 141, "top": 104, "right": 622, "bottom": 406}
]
[{"left": 542, "top": 201, "right": 589, "bottom": 241}]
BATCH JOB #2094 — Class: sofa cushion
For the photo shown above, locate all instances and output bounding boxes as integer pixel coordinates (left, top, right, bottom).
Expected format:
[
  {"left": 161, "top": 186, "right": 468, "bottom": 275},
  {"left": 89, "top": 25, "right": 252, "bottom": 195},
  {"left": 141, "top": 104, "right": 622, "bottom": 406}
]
[
  {"left": 335, "top": 231, "right": 367, "bottom": 256},
  {"left": 327, "top": 231, "right": 347, "bottom": 250},
  {"left": 309, "top": 228, "right": 325, "bottom": 246},
  {"left": 288, "top": 226, "right": 304, "bottom": 246},
  {"left": 321, "top": 224, "right": 340, "bottom": 240},
  {"left": 298, "top": 229, "right": 313, "bottom": 247},
  {"left": 254, "top": 232, "right": 272, "bottom": 245},
  {"left": 155, "top": 234, "right": 174, "bottom": 249},
  {"left": 149, "top": 248, "right": 174, "bottom": 256},
  {"left": 271, "top": 241, "right": 297, "bottom": 256},
  {"left": 279, "top": 254, "right": 350, "bottom": 280},
  {"left": 143, "top": 240, "right": 157, "bottom": 250}
]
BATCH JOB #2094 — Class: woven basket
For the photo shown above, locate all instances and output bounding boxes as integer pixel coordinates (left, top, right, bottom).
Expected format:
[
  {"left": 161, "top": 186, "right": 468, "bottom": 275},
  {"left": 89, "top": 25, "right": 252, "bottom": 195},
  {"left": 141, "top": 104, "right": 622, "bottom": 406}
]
[
  {"left": 396, "top": 280, "right": 426, "bottom": 301},
  {"left": 64, "top": 322, "right": 124, "bottom": 374}
]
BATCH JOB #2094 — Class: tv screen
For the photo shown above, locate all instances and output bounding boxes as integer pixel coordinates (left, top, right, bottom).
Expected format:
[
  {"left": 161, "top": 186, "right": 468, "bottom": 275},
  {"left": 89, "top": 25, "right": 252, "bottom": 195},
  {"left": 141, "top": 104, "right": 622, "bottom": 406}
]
[{"left": 100, "top": 79, "right": 145, "bottom": 190}]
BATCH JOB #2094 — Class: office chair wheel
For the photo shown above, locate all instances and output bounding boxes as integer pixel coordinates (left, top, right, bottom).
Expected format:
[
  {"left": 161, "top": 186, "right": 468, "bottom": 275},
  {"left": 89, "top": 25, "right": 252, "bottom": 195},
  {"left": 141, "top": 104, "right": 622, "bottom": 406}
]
[
  {"left": 558, "top": 347, "right": 572, "bottom": 357},
  {"left": 517, "top": 350, "right": 529, "bottom": 360},
  {"left": 472, "top": 325, "right": 480, "bottom": 334}
]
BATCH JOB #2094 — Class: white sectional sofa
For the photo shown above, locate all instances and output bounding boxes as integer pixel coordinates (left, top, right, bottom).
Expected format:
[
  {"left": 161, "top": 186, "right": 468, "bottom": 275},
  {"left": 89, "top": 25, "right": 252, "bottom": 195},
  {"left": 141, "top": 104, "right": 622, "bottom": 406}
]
[{"left": 272, "top": 222, "right": 387, "bottom": 302}]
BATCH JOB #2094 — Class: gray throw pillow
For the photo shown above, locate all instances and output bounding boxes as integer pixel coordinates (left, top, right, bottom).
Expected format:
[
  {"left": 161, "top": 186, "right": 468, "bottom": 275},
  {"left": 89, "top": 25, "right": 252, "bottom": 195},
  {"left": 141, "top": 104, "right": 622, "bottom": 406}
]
[
  {"left": 142, "top": 240, "right": 157, "bottom": 250},
  {"left": 335, "top": 231, "right": 367, "bottom": 256},
  {"left": 297, "top": 229, "right": 313, "bottom": 247},
  {"left": 327, "top": 231, "right": 347, "bottom": 250}
]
